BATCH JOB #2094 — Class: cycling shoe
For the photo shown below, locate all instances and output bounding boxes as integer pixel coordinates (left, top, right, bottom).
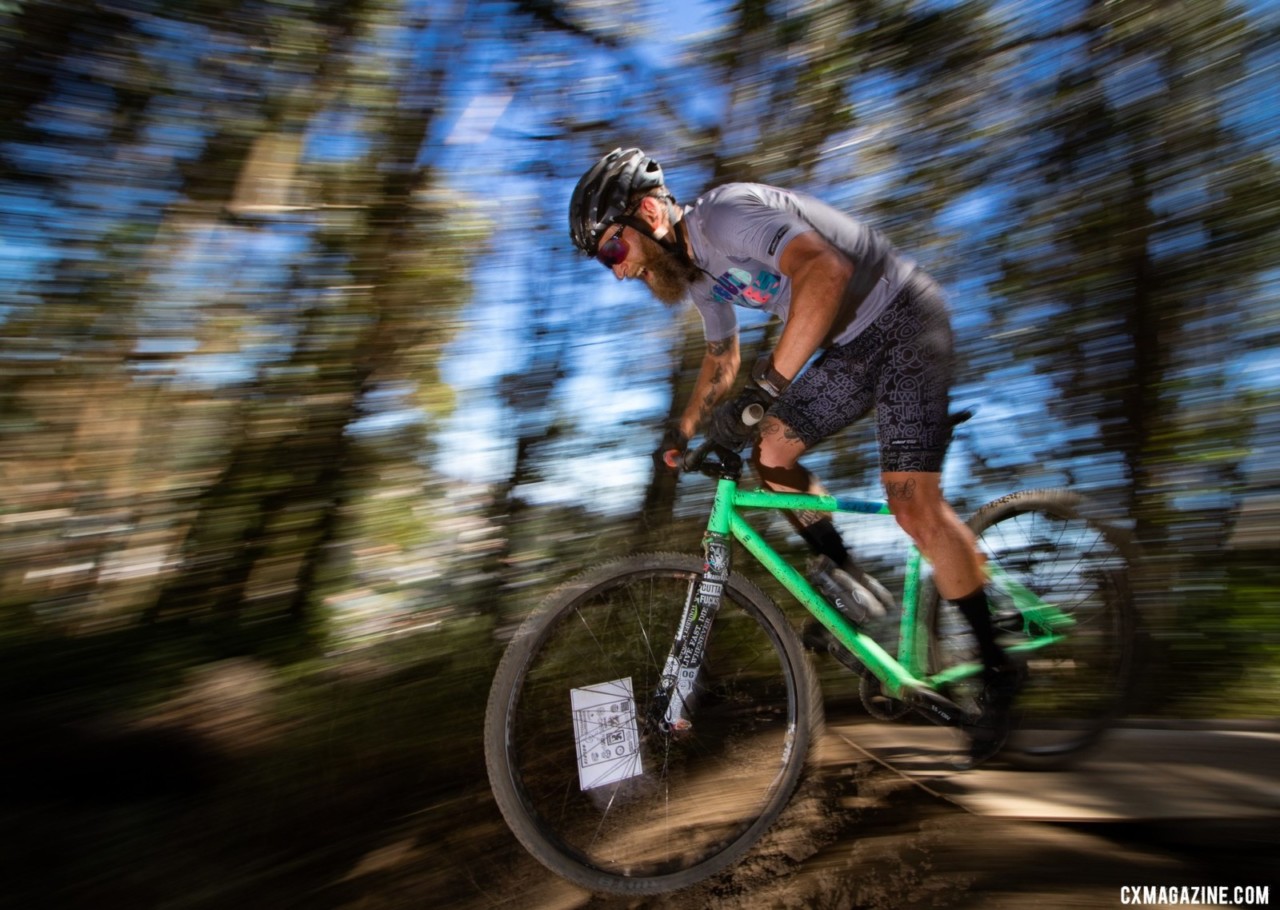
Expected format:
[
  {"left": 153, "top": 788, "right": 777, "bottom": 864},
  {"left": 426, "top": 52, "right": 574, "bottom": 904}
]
[{"left": 961, "top": 661, "right": 1028, "bottom": 768}]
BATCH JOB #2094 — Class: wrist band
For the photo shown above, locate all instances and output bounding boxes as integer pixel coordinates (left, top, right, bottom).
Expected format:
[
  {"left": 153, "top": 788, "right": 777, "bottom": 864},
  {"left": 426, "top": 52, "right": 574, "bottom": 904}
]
[{"left": 752, "top": 355, "right": 791, "bottom": 398}]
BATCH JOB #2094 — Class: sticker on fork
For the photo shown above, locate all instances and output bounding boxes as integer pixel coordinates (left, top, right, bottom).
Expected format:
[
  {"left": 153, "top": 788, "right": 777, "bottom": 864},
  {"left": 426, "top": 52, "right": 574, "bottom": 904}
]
[{"left": 571, "top": 677, "right": 643, "bottom": 791}]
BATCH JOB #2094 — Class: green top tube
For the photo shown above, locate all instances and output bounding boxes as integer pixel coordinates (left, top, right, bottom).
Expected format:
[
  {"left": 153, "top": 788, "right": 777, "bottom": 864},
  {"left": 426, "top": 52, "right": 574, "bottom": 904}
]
[{"left": 733, "top": 488, "right": 892, "bottom": 516}]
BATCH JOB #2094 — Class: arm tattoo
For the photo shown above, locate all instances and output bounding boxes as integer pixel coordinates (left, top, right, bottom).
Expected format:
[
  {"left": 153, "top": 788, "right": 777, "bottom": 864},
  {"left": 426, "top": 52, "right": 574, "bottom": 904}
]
[
  {"left": 697, "top": 377, "right": 722, "bottom": 423},
  {"left": 697, "top": 349, "right": 732, "bottom": 422},
  {"left": 885, "top": 478, "right": 917, "bottom": 501},
  {"left": 697, "top": 393, "right": 715, "bottom": 425},
  {"left": 690, "top": 339, "right": 736, "bottom": 426}
]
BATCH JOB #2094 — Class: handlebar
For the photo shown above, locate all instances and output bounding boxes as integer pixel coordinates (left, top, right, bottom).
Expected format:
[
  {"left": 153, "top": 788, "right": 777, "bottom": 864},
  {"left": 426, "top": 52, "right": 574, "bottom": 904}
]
[
  {"left": 680, "top": 400, "right": 764, "bottom": 478},
  {"left": 682, "top": 438, "right": 740, "bottom": 477}
]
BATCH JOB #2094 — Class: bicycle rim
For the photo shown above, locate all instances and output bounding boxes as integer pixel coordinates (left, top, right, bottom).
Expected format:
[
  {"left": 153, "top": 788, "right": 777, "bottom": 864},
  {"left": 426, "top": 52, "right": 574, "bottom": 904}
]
[
  {"left": 486, "top": 553, "right": 815, "bottom": 894},
  {"left": 931, "top": 491, "right": 1138, "bottom": 769}
]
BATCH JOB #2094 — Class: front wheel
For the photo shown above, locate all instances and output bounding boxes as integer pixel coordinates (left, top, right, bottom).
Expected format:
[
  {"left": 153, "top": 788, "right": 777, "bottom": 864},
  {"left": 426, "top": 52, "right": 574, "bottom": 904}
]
[
  {"left": 485, "top": 553, "right": 822, "bottom": 894},
  {"left": 927, "top": 490, "right": 1140, "bottom": 770}
]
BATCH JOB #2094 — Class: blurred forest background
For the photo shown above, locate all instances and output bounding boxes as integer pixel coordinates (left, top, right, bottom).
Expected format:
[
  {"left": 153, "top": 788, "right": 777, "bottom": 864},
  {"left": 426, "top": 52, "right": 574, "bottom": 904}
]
[{"left": 0, "top": 0, "right": 1278, "bottom": 904}]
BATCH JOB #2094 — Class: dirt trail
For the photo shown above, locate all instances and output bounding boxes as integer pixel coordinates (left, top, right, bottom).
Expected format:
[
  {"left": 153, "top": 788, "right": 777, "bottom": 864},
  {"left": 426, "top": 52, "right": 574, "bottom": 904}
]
[
  {"left": 331, "top": 727, "right": 1276, "bottom": 910},
  {"left": 6, "top": 660, "right": 1273, "bottom": 910}
]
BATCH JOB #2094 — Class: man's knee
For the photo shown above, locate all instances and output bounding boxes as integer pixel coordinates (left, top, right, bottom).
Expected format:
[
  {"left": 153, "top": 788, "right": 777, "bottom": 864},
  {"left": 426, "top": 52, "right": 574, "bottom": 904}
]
[
  {"left": 752, "top": 417, "right": 810, "bottom": 490},
  {"left": 892, "top": 503, "right": 929, "bottom": 540},
  {"left": 750, "top": 446, "right": 810, "bottom": 491},
  {"left": 884, "top": 474, "right": 947, "bottom": 538}
]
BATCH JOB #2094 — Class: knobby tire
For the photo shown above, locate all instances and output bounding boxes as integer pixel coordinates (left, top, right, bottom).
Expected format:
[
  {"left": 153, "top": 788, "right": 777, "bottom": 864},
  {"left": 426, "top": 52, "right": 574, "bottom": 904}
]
[
  {"left": 926, "top": 489, "right": 1140, "bottom": 770},
  {"left": 484, "top": 552, "right": 822, "bottom": 894}
]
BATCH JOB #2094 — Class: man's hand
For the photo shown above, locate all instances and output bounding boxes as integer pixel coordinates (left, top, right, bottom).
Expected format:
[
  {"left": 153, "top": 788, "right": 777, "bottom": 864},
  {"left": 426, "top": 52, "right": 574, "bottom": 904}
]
[
  {"left": 708, "top": 386, "right": 774, "bottom": 452},
  {"left": 652, "top": 423, "right": 689, "bottom": 474}
]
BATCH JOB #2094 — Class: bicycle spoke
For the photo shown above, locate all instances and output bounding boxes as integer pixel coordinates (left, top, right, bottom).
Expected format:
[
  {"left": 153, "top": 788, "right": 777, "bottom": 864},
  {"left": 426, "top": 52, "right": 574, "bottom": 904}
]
[
  {"left": 486, "top": 554, "right": 818, "bottom": 893},
  {"left": 929, "top": 491, "right": 1138, "bottom": 769}
]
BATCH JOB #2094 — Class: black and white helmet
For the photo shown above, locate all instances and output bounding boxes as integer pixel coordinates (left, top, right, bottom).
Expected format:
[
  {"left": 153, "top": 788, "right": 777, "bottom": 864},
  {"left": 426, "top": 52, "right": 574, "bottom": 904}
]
[{"left": 569, "top": 147, "right": 666, "bottom": 255}]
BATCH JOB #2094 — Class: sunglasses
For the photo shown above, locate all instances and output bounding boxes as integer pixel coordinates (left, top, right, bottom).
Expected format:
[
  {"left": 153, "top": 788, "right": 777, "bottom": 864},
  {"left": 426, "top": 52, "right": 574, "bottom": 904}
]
[{"left": 595, "top": 224, "right": 630, "bottom": 267}]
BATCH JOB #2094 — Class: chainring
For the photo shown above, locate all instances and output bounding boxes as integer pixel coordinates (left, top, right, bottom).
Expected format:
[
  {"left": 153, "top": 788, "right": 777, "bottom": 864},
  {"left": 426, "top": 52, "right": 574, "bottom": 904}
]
[{"left": 858, "top": 673, "right": 913, "bottom": 720}]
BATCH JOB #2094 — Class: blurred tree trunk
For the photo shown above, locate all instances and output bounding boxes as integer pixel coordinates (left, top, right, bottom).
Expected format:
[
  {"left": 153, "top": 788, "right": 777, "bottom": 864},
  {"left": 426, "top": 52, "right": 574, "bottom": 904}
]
[
  {"left": 635, "top": 319, "right": 706, "bottom": 539},
  {"left": 220, "top": 97, "right": 447, "bottom": 625},
  {"left": 148, "top": 1, "right": 436, "bottom": 623},
  {"left": 991, "top": 0, "right": 1273, "bottom": 535},
  {"left": 0, "top": 1, "right": 275, "bottom": 623},
  {"left": 979, "top": 0, "right": 1278, "bottom": 706}
]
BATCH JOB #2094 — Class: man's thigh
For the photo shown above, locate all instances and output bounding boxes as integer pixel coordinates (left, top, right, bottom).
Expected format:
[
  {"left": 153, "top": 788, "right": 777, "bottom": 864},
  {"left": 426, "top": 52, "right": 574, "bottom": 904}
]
[
  {"left": 768, "top": 273, "right": 955, "bottom": 473},
  {"left": 766, "top": 329, "right": 881, "bottom": 448},
  {"left": 874, "top": 275, "right": 954, "bottom": 474}
]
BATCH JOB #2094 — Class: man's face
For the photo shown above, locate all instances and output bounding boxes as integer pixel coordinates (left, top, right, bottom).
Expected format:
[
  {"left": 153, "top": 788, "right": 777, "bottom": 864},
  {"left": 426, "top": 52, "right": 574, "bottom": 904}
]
[{"left": 604, "top": 225, "right": 699, "bottom": 306}]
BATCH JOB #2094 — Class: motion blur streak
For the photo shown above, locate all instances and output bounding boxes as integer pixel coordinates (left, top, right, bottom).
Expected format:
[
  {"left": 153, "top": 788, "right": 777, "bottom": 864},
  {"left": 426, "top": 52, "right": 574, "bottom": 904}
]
[{"left": 0, "top": 0, "right": 1275, "bottom": 905}]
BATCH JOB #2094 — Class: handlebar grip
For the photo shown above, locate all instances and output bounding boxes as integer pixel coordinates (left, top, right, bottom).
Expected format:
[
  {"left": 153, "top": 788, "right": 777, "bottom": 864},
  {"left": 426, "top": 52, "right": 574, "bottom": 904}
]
[
  {"left": 683, "top": 438, "right": 715, "bottom": 472},
  {"left": 742, "top": 402, "right": 766, "bottom": 426}
]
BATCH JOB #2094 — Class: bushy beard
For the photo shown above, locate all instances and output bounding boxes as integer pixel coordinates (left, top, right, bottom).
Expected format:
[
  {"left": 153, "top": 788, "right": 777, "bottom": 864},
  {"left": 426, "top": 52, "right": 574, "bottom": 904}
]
[{"left": 635, "top": 231, "right": 703, "bottom": 306}]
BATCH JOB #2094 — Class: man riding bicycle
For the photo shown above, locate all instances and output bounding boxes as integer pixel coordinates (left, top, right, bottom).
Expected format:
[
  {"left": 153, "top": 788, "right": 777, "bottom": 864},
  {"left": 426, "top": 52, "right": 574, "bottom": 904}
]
[{"left": 569, "top": 147, "right": 1022, "bottom": 759}]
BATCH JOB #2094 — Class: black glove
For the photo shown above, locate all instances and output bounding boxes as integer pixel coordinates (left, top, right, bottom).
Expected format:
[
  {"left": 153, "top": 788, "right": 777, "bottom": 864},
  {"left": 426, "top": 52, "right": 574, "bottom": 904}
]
[
  {"left": 708, "top": 385, "right": 774, "bottom": 452},
  {"left": 653, "top": 423, "right": 689, "bottom": 473}
]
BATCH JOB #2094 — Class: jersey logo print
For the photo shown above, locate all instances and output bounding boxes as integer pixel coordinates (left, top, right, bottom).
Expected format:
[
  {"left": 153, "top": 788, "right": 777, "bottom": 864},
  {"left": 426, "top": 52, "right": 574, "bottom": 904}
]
[
  {"left": 711, "top": 269, "right": 750, "bottom": 304},
  {"left": 711, "top": 269, "right": 781, "bottom": 309},
  {"left": 767, "top": 226, "right": 790, "bottom": 256},
  {"left": 743, "top": 271, "right": 781, "bottom": 306}
]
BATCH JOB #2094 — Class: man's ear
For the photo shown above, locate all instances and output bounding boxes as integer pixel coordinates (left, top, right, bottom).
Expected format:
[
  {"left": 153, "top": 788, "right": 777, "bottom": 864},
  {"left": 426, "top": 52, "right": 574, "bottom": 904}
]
[
  {"left": 638, "top": 195, "right": 665, "bottom": 229},
  {"left": 637, "top": 195, "right": 672, "bottom": 239}
]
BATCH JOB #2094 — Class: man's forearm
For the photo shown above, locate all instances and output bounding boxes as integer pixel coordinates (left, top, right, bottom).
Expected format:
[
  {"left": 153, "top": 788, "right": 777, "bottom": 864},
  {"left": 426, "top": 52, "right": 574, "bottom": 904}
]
[{"left": 678, "top": 337, "right": 740, "bottom": 438}]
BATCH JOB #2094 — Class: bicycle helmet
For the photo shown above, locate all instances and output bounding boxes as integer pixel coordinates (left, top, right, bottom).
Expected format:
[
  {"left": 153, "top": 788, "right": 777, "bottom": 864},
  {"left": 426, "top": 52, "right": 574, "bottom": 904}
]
[{"left": 569, "top": 147, "right": 666, "bottom": 255}]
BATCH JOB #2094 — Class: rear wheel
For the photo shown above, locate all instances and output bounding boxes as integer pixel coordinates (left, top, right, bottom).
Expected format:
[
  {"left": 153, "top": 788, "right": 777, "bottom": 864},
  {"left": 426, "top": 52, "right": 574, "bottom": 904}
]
[
  {"left": 927, "top": 490, "right": 1139, "bottom": 770},
  {"left": 485, "top": 553, "right": 822, "bottom": 894}
]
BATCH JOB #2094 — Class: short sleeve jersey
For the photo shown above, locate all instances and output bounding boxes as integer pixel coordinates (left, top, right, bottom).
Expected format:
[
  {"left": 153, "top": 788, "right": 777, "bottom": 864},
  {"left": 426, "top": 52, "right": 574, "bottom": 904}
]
[{"left": 680, "top": 183, "right": 915, "bottom": 347}]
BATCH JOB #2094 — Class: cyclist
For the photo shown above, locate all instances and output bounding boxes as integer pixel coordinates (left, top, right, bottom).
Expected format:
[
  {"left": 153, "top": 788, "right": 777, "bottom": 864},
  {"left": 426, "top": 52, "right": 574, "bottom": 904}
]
[{"left": 569, "top": 147, "right": 1022, "bottom": 760}]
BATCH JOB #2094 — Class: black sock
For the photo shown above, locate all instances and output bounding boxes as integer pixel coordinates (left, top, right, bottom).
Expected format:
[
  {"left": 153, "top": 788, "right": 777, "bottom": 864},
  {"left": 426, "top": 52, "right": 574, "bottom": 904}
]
[
  {"left": 952, "top": 588, "right": 1007, "bottom": 672},
  {"left": 796, "top": 518, "right": 851, "bottom": 567}
]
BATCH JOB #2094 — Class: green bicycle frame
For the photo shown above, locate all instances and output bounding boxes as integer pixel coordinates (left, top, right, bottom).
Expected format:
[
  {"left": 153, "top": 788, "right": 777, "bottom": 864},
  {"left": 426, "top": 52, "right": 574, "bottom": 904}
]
[{"left": 710, "top": 476, "right": 1076, "bottom": 699}]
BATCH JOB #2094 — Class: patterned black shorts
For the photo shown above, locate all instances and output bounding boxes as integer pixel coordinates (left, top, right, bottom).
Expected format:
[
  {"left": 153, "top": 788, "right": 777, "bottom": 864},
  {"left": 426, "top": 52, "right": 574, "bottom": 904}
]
[{"left": 768, "top": 270, "right": 954, "bottom": 474}]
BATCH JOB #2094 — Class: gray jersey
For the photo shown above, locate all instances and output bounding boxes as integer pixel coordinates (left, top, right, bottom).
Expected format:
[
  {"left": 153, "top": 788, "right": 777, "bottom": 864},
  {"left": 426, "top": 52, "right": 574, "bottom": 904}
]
[{"left": 681, "top": 183, "right": 915, "bottom": 346}]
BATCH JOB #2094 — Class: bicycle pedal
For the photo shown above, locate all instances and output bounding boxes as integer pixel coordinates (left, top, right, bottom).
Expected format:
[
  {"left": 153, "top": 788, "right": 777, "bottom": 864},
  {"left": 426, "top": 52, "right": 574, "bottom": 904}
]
[
  {"left": 801, "top": 618, "right": 831, "bottom": 652},
  {"left": 801, "top": 619, "right": 867, "bottom": 675},
  {"left": 953, "top": 728, "right": 1009, "bottom": 770}
]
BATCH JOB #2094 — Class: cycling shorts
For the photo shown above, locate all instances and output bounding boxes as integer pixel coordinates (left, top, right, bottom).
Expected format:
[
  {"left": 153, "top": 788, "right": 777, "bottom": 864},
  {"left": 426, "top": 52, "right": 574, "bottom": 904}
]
[{"left": 768, "top": 269, "right": 954, "bottom": 474}]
